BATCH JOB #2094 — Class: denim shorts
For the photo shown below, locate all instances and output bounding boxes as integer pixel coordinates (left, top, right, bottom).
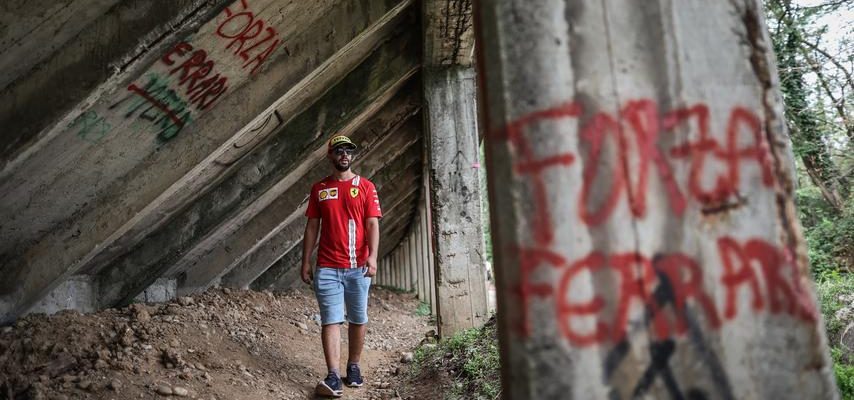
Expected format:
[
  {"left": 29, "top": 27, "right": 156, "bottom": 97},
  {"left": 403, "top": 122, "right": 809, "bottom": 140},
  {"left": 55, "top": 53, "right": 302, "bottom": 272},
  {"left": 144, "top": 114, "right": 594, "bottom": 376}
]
[{"left": 313, "top": 266, "right": 372, "bottom": 325}]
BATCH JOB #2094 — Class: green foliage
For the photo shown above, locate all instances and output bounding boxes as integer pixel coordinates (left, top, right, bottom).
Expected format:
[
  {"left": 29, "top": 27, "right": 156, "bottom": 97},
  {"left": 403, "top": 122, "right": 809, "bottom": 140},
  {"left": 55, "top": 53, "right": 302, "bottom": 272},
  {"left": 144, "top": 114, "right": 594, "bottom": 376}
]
[
  {"left": 816, "top": 274, "right": 854, "bottom": 398},
  {"left": 415, "top": 301, "right": 431, "bottom": 317},
  {"left": 800, "top": 187, "right": 854, "bottom": 280},
  {"left": 816, "top": 273, "right": 854, "bottom": 343},
  {"left": 411, "top": 317, "right": 501, "bottom": 399},
  {"left": 832, "top": 347, "right": 854, "bottom": 400}
]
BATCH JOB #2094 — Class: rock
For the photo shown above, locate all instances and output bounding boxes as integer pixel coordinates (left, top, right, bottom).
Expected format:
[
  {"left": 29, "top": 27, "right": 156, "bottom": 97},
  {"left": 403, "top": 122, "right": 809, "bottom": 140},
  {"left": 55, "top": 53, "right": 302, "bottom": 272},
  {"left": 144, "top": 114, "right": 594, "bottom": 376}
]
[
  {"left": 178, "top": 297, "right": 194, "bottom": 306},
  {"left": 76, "top": 380, "right": 92, "bottom": 391},
  {"left": 1, "top": 327, "right": 11, "bottom": 334},
  {"left": 379, "top": 382, "right": 391, "bottom": 389},
  {"left": 841, "top": 322, "right": 854, "bottom": 356},
  {"left": 155, "top": 384, "right": 173, "bottom": 396},
  {"left": 94, "top": 359, "right": 109, "bottom": 370},
  {"left": 296, "top": 322, "right": 308, "bottom": 331},
  {"left": 162, "top": 348, "right": 184, "bottom": 368},
  {"left": 173, "top": 386, "right": 190, "bottom": 397},
  {"left": 400, "top": 352, "right": 414, "bottom": 363},
  {"left": 129, "top": 304, "right": 152, "bottom": 322},
  {"left": 223, "top": 288, "right": 232, "bottom": 295},
  {"left": 108, "top": 379, "right": 122, "bottom": 391},
  {"left": 26, "top": 383, "right": 46, "bottom": 400},
  {"left": 170, "top": 339, "right": 180, "bottom": 348}
]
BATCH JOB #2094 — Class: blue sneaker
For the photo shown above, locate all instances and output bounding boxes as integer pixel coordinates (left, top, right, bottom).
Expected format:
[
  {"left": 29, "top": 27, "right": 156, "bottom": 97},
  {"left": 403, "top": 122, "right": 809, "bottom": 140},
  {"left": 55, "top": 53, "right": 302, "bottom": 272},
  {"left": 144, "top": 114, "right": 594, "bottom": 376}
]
[
  {"left": 343, "top": 363, "right": 364, "bottom": 387},
  {"left": 315, "top": 372, "right": 343, "bottom": 397}
]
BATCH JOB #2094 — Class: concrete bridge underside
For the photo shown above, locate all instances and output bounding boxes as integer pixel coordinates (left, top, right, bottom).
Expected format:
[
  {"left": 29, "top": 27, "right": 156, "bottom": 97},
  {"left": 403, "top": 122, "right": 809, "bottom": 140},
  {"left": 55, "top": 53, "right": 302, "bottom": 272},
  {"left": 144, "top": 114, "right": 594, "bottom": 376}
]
[{"left": 0, "top": 0, "right": 487, "bottom": 330}]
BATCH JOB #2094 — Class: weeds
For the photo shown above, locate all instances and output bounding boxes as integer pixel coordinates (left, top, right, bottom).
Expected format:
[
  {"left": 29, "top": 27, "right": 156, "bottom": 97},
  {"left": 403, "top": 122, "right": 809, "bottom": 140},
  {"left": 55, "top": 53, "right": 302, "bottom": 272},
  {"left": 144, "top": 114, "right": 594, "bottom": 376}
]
[
  {"left": 415, "top": 302, "right": 431, "bottom": 317},
  {"left": 411, "top": 316, "right": 501, "bottom": 399}
]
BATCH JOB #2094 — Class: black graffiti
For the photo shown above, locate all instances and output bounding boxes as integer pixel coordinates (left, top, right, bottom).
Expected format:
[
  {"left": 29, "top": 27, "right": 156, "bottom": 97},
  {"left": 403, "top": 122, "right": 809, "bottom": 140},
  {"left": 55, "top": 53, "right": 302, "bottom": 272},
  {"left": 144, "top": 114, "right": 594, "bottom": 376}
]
[{"left": 601, "top": 255, "right": 735, "bottom": 400}]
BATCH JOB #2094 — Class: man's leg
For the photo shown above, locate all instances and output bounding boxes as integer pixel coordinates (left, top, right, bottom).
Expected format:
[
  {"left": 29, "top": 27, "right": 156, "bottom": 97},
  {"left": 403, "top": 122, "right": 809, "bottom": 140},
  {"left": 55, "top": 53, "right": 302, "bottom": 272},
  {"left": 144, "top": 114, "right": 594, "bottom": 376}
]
[
  {"left": 322, "top": 324, "right": 342, "bottom": 373},
  {"left": 314, "top": 267, "right": 345, "bottom": 397},
  {"left": 347, "top": 323, "right": 366, "bottom": 364},
  {"left": 342, "top": 267, "right": 371, "bottom": 387}
]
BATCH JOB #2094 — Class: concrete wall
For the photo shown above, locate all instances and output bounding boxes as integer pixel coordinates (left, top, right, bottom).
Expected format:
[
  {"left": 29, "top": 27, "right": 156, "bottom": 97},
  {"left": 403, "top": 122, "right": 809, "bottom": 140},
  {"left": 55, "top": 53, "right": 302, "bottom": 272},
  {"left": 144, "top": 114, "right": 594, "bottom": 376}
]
[{"left": 0, "top": 0, "right": 428, "bottom": 324}]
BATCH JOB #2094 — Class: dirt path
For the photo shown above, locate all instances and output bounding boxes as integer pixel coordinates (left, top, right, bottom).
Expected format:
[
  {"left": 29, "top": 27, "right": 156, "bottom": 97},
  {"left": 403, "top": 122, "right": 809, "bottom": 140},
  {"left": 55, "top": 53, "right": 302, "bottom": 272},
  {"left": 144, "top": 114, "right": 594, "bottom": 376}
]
[{"left": 0, "top": 287, "right": 436, "bottom": 400}]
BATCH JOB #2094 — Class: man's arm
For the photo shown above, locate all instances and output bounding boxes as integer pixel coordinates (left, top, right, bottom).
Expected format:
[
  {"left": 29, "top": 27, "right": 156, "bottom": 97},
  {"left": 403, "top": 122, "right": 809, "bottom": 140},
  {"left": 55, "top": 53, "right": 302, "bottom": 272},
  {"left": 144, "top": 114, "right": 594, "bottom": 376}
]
[
  {"left": 300, "top": 218, "right": 320, "bottom": 284},
  {"left": 364, "top": 217, "right": 380, "bottom": 277}
]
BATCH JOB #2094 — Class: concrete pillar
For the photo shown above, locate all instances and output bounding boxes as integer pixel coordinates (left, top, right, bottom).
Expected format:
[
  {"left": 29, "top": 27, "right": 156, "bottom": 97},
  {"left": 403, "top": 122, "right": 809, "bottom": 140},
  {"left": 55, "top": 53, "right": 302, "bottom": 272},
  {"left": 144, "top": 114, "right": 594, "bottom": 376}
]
[
  {"left": 132, "top": 278, "right": 177, "bottom": 304},
  {"left": 392, "top": 251, "right": 398, "bottom": 289},
  {"left": 394, "top": 246, "right": 400, "bottom": 289},
  {"left": 475, "top": 1, "right": 835, "bottom": 399},
  {"left": 27, "top": 276, "right": 97, "bottom": 316},
  {"left": 406, "top": 230, "right": 418, "bottom": 292},
  {"left": 424, "top": 67, "right": 490, "bottom": 335},
  {"left": 419, "top": 212, "right": 428, "bottom": 302},
  {"left": 384, "top": 257, "right": 390, "bottom": 286},
  {"left": 403, "top": 238, "right": 411, "bottom": 291},
  {"left": 415, "top": 214, "right": 425, "bottom": 300},
  {"left": 398, "top": 248, "right": 405, "bottom": 290},
  {"left": 424, "top": 182, "right": 437, "bottom": 316}
]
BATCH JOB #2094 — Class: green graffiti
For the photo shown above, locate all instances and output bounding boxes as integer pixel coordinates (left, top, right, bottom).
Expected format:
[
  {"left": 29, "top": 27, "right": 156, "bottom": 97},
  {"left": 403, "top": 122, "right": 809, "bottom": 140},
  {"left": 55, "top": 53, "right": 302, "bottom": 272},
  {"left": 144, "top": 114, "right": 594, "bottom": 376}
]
[
  {"left": 70, "top": 110, "right": 112, "bottom": 143},
  {"left": 109, "top": 72, "right": 194, "bottom": 142}
]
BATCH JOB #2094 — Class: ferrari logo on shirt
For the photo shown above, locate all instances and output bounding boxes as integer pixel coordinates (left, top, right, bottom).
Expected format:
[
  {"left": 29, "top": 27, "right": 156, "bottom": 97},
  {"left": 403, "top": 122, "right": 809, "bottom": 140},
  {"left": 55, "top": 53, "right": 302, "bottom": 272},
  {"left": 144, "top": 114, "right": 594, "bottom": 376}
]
[
  {"left": 350, "top": 188, "right": 359, "bottom": 198},
  {"left": 318, "top": 188, "right": 339, "bottom": 201}
]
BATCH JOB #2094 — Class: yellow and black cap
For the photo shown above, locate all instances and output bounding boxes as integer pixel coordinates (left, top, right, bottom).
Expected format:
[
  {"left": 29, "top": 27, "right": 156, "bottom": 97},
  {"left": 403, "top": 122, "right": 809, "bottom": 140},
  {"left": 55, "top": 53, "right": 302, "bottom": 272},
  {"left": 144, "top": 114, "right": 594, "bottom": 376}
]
[{"left": 328, "top": 135, "right": 357, "bottom": 151}]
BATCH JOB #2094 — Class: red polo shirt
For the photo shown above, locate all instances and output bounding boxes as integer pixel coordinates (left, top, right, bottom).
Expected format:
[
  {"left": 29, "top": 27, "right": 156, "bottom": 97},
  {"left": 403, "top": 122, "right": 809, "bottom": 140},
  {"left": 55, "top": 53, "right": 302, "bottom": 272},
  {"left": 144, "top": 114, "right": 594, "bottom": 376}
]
[{"left": 306, "top": 175, "right": 382, "bottom": 268}]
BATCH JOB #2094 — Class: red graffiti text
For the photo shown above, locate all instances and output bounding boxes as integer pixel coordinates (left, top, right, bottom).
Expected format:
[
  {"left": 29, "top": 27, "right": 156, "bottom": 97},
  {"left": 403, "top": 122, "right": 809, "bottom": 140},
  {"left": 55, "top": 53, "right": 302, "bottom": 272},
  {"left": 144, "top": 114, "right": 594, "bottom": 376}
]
[
  {"left": 496, "top": 99, "right": 776, "bottom": 229},
  {"left": 514, "top": 237, "right": 816, "bottom": 346},
  {"left": 215, "top": 0, "right": 283, "bottom": 75}
]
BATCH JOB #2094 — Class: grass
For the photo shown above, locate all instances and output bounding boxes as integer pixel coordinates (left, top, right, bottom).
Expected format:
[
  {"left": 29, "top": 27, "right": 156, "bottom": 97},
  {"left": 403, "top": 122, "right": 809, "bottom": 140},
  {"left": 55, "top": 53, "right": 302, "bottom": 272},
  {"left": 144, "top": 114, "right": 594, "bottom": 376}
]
[
  {"left": 815, "top": 273, "right": 854, "bottom": 399},
  {"left": 411, "top": 315, "right": 501, "bottom": 399},
  {"left": 415, "top": 301, "right": 431, "bottom": 317}
]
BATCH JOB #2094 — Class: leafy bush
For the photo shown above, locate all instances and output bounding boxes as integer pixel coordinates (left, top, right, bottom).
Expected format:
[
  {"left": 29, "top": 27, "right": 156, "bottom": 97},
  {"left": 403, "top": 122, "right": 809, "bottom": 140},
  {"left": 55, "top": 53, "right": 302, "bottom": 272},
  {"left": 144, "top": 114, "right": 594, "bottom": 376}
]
[
  {"left": 832, "top": 347, "right": 854, "bottom": 400},
  {"left": 412, "top": 316, "right": 501, "bottom": 399}
]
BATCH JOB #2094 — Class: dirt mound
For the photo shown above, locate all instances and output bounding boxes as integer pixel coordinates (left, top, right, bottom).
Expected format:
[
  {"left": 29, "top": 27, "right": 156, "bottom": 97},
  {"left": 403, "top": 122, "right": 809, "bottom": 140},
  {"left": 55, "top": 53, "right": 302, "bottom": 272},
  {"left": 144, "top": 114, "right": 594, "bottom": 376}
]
[{"left": 0, "top": 287, "right": 433, "bottom": 400}]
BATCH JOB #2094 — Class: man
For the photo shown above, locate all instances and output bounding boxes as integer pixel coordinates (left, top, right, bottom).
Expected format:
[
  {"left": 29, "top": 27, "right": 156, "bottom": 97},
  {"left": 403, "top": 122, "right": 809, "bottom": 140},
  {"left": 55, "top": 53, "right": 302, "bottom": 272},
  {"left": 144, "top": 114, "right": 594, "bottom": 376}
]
[{"left": 301, "top": 135, "right": 381, "bottom": 398}]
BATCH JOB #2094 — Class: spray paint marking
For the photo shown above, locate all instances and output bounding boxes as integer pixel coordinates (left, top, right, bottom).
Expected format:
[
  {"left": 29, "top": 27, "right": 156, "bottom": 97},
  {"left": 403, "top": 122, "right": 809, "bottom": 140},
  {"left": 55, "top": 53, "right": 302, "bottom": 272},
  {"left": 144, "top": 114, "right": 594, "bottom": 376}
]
[
  {"left": 109, "top": 73, "right": 193, "bottom": 142},
  {"left": 216, "top": 0, "right": 283, "bottom": 74},
  {"left": 70, "top": 110, "right": 112, "bottom": 143},
  {"left": 493, "top": 99, "right": 777, "bottom": 230},
  {"left": 160, "top": 42, "right": 230, "bottom": 111},
  {"left": 515, "top": 237, "right": 816, "bottom": 346}
]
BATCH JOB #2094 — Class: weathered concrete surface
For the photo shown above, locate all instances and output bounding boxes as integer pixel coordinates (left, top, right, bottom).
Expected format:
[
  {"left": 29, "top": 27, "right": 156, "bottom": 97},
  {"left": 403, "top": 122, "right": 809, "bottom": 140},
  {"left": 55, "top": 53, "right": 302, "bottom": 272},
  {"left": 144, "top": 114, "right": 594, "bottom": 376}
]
[
  {"left": 0, "top": 0, "right": 229, "bottom": 163},
  {"left": 422, "top": 0, "right": 474, "bottom": 68},
  {"left": 424, "top": 67, "right": 489, "bottom": 335},
  {"left": 28, "top": 276, "right": 98, "bottom": 316},
  {"left": 95, "top": 31, "right": 420, "bottom": 308},
  {"left": 0, "top": 0, "right": 417, "bottom": 324},
  {"left": 475, "top": 0, "right": 836, "bottom": 398},
  {"left": 133, "top": 278, "right": 178, "bottom": 304}
]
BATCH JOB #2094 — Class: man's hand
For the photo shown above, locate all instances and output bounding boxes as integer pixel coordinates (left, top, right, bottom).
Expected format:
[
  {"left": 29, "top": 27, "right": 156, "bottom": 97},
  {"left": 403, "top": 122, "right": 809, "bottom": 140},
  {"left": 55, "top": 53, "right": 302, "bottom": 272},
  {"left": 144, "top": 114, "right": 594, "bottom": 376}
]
[
  {"left": 301, "top": 262, "right": 313, "bottom": 285},
  {"left": 364, "top": 257, "right": 377, "bottom": 278}
]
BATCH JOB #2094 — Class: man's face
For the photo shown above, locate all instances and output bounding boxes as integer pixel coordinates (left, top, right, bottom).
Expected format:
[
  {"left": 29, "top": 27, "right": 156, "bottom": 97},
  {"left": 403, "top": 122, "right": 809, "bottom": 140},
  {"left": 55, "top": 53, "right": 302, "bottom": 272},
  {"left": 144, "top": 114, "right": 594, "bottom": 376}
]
[{"left": 329, "top": 145, "right": 356, "bottom": 171}]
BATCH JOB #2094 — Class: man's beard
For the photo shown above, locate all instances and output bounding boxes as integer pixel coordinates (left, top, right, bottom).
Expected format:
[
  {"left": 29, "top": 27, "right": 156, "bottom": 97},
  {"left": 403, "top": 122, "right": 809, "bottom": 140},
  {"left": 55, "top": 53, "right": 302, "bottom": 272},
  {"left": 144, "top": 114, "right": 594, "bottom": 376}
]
[{"left": 334, "top": 160, "right": 350, "bottom": 172}]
